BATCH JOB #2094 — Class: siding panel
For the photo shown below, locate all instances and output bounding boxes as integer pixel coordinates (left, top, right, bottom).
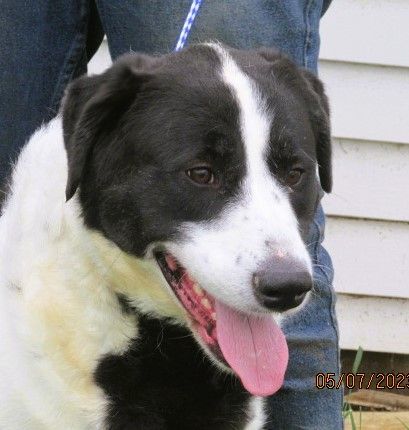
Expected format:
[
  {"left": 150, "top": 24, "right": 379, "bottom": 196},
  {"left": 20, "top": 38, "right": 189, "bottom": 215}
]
[
  {"left": 337, "top": 294, "right": 409, "bottom": 354},
  {"left": 324, "top": 139, "right": 409, "bottom": 222},
  {"left": 319, "top": 61, "right": 409, "bottom": 145},
  {"left": 325, "top": 216, "right": 409, "bottom": 299},
  {"left": 320, "top": 0, "right": 409, "bottom": 68}
]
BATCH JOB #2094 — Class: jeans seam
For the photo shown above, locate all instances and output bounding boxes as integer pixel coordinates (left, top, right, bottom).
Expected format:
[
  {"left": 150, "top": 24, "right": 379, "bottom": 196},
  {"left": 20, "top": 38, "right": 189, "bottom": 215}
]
[
  {"left": 95, "top": 0, "right": 113, "bottom": 57},
  {"left": 312, "top": 217, "right": 341, "bottom": 383},
  {"left": 303, "top": 0, "right": 315, "bottom": 69},
  {"left": 312, "top": 218, "right": 331, "bottom": 285},
  {"left": 329, "top": 278, "right": 341, "bottom": 385},
  {"left": 49, "top": 0, "right": 90, "bottom": 115}
]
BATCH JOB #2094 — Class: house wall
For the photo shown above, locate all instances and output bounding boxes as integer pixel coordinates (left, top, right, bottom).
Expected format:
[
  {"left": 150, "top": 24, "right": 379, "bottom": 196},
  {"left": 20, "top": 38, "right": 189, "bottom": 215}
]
[{"left": 320, "top": 0, "right": 409, "bottom": 353}]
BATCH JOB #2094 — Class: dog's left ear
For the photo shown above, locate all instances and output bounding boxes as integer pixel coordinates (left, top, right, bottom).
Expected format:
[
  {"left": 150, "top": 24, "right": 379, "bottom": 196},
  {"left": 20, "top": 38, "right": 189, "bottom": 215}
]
[
  {"left": 62, "top": 54, "right": 155, "bottom": 201},
  {"left": 300, "top": 69, "right": 332, "bottom": 193}
]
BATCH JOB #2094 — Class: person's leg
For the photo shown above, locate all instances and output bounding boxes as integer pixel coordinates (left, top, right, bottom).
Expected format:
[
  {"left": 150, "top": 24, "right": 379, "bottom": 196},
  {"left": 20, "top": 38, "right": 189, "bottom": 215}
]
[
  {"left": 97, "top": 0, "right": 327, "bottom": 71},
  {"left": 266, "top": 206, "right": 341, "bottom": 430},
  {"left": 0, "top": 0, "right": 103, "bottom": 191},
  {"left": 97, "top": 1, "right": 341, "bottom": 428}
]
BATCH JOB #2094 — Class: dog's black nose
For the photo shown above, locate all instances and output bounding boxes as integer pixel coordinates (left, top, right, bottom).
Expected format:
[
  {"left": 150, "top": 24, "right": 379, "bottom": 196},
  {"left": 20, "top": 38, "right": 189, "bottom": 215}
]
[{"left": 252, "top": 258, "right": 312, "bottom": 311}]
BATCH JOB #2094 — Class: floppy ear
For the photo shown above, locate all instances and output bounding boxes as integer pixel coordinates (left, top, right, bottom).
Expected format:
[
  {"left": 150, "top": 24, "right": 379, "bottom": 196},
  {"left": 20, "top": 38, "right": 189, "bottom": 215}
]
[
  {"left": 300, "top": 69, "right": 332, "bottom": 193},
  {"left": 258, "top": 48, "right": 332, "bottom": 193},
  {"left": 62, "top": 54, "right": 154, "bottom": 201}
]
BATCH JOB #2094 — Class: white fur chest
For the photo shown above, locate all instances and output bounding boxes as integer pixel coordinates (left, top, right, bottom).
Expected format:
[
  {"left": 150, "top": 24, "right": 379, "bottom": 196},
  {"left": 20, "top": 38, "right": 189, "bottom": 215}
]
[{"left": 0, "top": 119, "right": 138, "bottom": 429}]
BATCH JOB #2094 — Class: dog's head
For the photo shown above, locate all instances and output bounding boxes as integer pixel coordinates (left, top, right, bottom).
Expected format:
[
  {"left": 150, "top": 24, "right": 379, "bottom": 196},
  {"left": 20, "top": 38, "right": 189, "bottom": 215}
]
[{"left": 63, "top": 44, "right": 331, "bottom": 396}]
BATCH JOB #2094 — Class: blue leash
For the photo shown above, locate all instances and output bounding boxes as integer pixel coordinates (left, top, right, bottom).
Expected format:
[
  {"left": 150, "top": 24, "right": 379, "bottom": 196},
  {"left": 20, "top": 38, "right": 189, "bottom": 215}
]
[{"left": 174, "top": 0, "right": 203, "bottom": 51}]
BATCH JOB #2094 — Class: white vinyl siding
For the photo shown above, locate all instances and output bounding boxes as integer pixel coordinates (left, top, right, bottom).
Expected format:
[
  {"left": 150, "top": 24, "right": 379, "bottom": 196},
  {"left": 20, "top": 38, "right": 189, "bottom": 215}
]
[
  {"left": 319, "top": 0, "right": 409, "bottom": 68},
  {"left": 336, "top": 294, "right": 409, "bottom": 355},
  {"left": 319, "top": 61, "right": 409, "bottom": 145},
  {"left": 325, "top": 139, "right": 409, "bottom": 223},
  {"left": 319, "top": 0, "right": 409, "bottom": 353}
]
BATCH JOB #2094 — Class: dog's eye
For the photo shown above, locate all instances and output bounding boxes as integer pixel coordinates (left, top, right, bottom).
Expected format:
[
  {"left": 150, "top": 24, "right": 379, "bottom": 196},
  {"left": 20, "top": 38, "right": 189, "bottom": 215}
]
[
  {"left": 186, "top": 167, "right": 216, "bottom": 186},
  {"left": 285, "top": 168, "right": 303, "bottom": 187}
]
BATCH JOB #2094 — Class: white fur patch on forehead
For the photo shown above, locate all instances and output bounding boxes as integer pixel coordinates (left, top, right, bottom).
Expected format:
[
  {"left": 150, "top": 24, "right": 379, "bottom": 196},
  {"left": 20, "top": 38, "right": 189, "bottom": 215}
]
[{"left": 208, "top": 43, "right": 271, "bottom": 180}]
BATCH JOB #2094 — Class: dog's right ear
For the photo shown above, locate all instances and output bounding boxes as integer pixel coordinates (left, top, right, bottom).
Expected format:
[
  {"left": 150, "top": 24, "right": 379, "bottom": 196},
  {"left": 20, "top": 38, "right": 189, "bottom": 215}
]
[
  {"left": 62, "top": 54, "right": 156, "bottom": 201},
  {"left": 300, "top": 69, "right": 332, "bottom": 193},
  {"left": 257, "top": 48, "right": 332, "bottom": 193}
]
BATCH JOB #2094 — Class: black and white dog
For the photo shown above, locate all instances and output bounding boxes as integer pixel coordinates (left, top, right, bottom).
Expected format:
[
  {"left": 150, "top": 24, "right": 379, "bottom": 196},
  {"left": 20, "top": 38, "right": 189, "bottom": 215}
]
[{"left": 0, "top": 43, "right": 331, "bottom": 429}]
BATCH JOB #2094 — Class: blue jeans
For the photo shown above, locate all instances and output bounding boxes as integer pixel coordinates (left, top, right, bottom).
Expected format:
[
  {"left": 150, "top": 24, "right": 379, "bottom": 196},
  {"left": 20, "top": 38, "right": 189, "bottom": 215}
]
[{"left": 0, "top": 1, "right": 342, "bottom": 428}]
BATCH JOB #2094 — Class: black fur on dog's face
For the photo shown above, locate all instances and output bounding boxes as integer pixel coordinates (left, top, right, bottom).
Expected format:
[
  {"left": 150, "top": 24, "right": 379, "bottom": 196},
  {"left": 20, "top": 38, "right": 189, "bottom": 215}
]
[
  {"left": 63, "top": 44, "right": 330, "bottom": 255},
  {"left": 63, "top": 43, "right": 331, "bottom": 322},
  {"left": 63, "top": 43, "right": 332, "bottom": 398},
  {"left": 64, "top": 46, "right": 244, "bottom": 256}
]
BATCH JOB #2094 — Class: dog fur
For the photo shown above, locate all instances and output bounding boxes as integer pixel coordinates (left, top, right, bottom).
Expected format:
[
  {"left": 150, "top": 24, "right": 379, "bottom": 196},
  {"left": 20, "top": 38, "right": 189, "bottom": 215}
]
[{"left": 0, "top": 43, "right": 331, "bottom": 429}]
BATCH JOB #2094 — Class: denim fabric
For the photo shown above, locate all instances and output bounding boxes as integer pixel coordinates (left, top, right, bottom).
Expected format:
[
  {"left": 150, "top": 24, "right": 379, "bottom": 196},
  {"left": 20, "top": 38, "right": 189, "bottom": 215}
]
[
  {"left": 267, "top": 205, "right": 342, "bottom": 429},
  {"left": 97, "top": 0, "right": 330, "bottom": 73},
  {"left": 0, "top": 1, "right": 342, "bottom": 428},
  {"left": 0, "top": 1, "right": 87, "bottom": 188}
]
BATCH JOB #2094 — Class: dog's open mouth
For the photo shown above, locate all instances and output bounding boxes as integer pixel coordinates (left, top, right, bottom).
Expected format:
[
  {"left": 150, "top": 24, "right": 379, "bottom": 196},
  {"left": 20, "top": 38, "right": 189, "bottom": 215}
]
[
  {"left": 155, "top": 251, "right": 218, "bottom": 349},
  {"left": 155, "top": 251, "right": 289, "bottom": 397}
]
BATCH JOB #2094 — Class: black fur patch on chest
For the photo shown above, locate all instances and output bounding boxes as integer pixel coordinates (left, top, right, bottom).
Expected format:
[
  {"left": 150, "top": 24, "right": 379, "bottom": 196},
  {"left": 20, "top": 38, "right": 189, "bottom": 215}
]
[{"left": 95, "top": 311, "right": 252, "bottom": 430}]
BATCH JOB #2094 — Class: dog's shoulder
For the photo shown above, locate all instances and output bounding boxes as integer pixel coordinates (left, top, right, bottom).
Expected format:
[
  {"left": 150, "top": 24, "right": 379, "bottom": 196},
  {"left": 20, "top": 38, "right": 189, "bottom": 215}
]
[
  {"left": 0, "top": 118, "right": 138, "bottom": 429},
  {"left": 0, "top": 117, "right": 69, "bottom": 306},
  {"left": 1, "top": 117, "right": 67, "bottom": 244}
]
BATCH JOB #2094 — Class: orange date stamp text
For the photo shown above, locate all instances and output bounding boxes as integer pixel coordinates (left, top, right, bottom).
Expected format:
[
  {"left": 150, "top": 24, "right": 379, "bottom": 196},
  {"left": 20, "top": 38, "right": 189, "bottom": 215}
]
[{"left": 315, "top": 373, "right": 409, "bottom": 390}]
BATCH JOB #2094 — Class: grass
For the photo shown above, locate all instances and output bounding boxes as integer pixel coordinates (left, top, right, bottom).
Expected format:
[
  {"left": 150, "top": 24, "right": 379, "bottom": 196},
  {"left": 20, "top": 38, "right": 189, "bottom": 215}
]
[
  {"left": 343, "top": 346, "right": 364, "bottom": 430},
  {"left": 343, "top": 346, "right": 409, "bottom": 430},
  {"left": 397, "top": 418, "right": 409, "bottom": 430}
]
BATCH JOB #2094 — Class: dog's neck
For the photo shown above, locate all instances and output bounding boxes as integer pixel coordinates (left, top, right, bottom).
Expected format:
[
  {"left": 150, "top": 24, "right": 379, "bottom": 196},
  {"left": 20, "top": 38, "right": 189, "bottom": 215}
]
[
  {"left": 0, "top": 118, "right": 185, "bottom": 424},
  {"left": 84, "top": 224, "right": 186, "bottom": 321}
]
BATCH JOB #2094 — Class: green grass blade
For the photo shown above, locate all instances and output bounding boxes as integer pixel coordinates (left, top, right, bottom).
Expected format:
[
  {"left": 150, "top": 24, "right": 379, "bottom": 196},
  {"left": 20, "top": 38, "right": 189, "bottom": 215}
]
[
  {"left": 343, "top": 347, "right": 365, "bottom": 429},
  {"left": 352, "top": 346, "right": 364, "bottom": 373},
  {"left": 350, "top": 411, "right": 357, "bottom": 430},
  {"left": 359, "top": 406, "right": 362, "bottom": 430},
  {"left": 344, "top": 404, "right": 357, "bottom": 430},
  {"left": 397, "top": 417, "right": 409, "bottom": 429}
]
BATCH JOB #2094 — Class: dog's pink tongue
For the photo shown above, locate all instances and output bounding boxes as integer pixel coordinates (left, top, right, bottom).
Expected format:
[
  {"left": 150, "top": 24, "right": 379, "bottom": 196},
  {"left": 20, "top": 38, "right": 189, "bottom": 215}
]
[{"left": 215, "top": 301, "right": 288, "bottom": 397}]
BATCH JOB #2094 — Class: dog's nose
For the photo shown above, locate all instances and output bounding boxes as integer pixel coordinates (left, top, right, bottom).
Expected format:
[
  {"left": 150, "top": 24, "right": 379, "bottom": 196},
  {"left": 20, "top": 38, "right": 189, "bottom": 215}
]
[{"left": 252, "top": 258, "right": 312, "bottom": 311}]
